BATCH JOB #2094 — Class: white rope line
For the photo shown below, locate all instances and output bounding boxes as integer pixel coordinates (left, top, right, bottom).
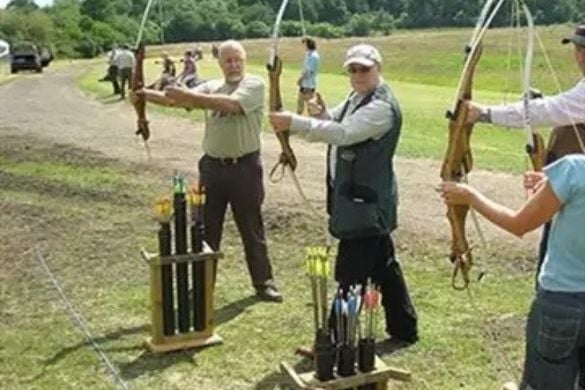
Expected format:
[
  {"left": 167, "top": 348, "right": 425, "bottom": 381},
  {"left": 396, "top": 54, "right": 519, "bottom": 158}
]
[{"left": 33, "top": 247, "right": 131, "bottom": 390}]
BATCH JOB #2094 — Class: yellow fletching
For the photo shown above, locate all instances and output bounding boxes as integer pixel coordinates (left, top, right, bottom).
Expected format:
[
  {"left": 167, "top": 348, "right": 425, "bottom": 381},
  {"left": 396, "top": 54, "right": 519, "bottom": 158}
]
[{"left": 154, "top": 196, "right": 172, "bottom": 222}]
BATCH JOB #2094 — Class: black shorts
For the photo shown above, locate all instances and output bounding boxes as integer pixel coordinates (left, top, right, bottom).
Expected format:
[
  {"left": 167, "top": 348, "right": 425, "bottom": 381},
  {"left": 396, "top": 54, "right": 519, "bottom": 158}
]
[{"left": 299, "top": 87, "right": 315, "bottom": 93}]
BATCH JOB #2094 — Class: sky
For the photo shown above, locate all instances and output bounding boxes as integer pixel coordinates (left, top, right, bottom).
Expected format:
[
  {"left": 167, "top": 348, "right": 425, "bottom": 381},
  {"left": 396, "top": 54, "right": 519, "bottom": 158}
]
[{"left": 0, "top": 0, "right": 54, "bottom": 8}]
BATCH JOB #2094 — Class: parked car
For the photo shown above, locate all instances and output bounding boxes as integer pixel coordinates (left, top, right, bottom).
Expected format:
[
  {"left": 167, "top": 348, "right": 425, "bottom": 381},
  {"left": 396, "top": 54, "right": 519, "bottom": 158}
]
[{"left": 10, "top": 42, "right": 53, "bottom": 73}]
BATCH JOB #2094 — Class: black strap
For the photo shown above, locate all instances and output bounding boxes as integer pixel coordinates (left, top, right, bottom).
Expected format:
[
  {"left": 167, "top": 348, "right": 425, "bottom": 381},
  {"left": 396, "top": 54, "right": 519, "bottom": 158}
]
[{"left": 336, "top": 91, "right": 377, "bottom": 123}]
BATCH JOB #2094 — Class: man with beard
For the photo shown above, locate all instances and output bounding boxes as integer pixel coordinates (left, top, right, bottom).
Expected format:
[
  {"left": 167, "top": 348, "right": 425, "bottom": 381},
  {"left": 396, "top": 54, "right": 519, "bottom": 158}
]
[{"left": 136, "top": 40, "right": 283, "bottom": 302}]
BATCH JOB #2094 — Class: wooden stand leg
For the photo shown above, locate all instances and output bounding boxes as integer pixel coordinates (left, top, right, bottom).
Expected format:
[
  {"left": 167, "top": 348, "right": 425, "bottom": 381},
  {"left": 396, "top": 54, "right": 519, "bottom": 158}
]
[{"left": 280, "top": 356, "right": 411, "bottom": 389}]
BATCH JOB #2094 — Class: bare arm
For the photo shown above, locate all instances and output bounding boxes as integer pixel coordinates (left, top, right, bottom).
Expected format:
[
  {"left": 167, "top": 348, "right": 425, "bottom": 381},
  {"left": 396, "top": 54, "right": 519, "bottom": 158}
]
[
  {"left": 165, "top": 87, "right": 243, "bottom": 114},
  {"left": 443, "top": 180, "right": 562, "bottom": 237},
  {"left": 142, "top": 89, "right": 177, "bottom": 107}
]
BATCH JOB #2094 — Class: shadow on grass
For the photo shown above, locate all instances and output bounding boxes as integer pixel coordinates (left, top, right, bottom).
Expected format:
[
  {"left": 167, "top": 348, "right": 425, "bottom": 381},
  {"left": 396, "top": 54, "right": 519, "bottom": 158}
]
[
  {"left": 254, "top": 358, "right": 313, "bottom": 390},
  {"left": 115, "top": 296, "right": 260, "bottom": 380},
  {"left": 19, "top": 324, "right": 149, "bottom": 384},
  {"left": 29, "top": 296, "right": 266, "bottom": 382},
  {"left": 118, "top": 348, "right": 199, "bottom": 381},
  {"left": 41, "top": 324, "right": 150, "bottom": 367},
  {"left": 215, "top": 295, "right": 261, "bottom": 326},
  {"left": 98, "top": 95, "right": 124, "bottom": 104}
]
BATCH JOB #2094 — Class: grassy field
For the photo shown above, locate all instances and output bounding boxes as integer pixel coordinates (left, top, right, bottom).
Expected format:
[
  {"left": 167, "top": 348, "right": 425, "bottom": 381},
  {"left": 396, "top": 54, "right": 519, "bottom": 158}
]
[
  {"left": 0, "top": 134, "right": 534, "bottom": 390},
  {"left": 3, "top": 26, "right": 576, "bottom": 389},
  {"left": 79, "top": 24, "right": 581, "bottom": 173}
]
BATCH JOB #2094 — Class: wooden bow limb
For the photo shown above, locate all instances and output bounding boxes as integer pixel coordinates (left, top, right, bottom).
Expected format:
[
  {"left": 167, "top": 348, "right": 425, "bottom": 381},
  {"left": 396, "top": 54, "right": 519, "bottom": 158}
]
[
  {"left": 526, "top": 132, "right": 546, "bottom": 171},
  {"left": 441, "top": 42, "right": 483, "bottom": 290},
  {"left": 267, "top": 53, "right": 298, "bottom": 183},
  {"left": 132, "top": 44, "right": 150, "bottom": 144},
  {"left": 521, "top": 4, "right": 546, "bottom": 173}
]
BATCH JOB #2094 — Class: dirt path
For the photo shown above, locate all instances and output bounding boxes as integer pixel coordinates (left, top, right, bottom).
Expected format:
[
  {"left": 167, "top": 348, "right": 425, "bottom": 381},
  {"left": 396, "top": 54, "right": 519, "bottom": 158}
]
[{"left": 0, "top": 68, "right": 538, "bottom": 252}]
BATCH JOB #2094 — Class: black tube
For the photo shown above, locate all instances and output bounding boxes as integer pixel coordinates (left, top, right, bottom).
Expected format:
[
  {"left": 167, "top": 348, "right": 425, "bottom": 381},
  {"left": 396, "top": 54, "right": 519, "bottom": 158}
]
[
  {"left": 314, "top": 329, "right": 335, "bottom": 381},
  {"left": 191, "top": 219, "right": 206, "bottom": 331},
  {"left": 174, "top": 190, "right": 190, "bottom": 333},
  {"left": 159, "top": 223, "right": 175, "bottom": 336},
  {"left": 337, "top": 344, "right": 356, "bottom": 377}
]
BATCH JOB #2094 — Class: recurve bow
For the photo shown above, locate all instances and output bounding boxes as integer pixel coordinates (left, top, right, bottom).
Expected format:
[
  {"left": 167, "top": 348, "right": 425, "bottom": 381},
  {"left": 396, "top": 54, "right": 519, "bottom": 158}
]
[
  {"left": 131, "top": 0, "right": 157, "bottom": 144},
  {"left": 441, "top": 0, "right": 505, "bottom": 290},
  {"left": 132, "top": 44, "right": 150, "bottom": 142},
  {"left": 521, "top": 4, "right": 546, "bottom": 172},
  {"left": 265, "top": 0, "right": 324, "bottom": 223},
  {"left": 268, "top": 0, "right": 297, "bottom": 180}
]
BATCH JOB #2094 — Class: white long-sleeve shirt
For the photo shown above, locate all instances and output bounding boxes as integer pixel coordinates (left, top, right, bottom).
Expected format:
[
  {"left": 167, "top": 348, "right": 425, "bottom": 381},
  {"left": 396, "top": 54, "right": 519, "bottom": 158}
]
[
  {"left": 490, "top": 78, "right": 585, "bottom": 128},
  {"left": 288, "top": 79, "right": 395, "bottom": 178},
  {"left": 113, "top": 49, "right": 135, "bottom": 70}
]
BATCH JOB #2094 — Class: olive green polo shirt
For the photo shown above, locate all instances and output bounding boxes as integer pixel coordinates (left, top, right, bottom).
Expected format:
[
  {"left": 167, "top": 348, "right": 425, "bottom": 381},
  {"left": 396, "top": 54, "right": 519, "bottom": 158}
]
[{"left": 199, "top": 75, "right": 264, "bottom": 158}]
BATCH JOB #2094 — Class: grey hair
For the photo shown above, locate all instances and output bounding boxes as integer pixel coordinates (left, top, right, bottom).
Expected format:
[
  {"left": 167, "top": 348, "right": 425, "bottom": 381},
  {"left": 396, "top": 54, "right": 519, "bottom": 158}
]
[{"left": 218, "top": 40, "right": 246, "bottom": 60}]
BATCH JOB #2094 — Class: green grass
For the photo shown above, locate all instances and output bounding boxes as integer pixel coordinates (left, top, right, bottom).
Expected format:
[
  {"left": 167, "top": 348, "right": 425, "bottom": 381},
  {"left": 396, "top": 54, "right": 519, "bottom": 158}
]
[
  {"left": 0, "top": 133, "right": 535, "bottom": 389},
  {"left": 77, "top": 25, "right": 580, "bottom": 174},
  {"left": 10, "top": 27, "right": 569, "bottom": 388}
]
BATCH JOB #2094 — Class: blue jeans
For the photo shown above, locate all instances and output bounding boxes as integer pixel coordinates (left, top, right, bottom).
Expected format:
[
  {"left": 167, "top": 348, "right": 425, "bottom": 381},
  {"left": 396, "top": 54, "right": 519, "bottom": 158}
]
[{"left": 521, "top": 289, "right": 585, "bottom": 389}]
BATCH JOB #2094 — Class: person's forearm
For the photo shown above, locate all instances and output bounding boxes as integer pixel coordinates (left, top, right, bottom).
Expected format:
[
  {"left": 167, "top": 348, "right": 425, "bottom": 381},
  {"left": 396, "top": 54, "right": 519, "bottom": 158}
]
[
  {"left": 181, "top": 91, "right": 242, "bottom": 113},
  {"left": 469, "top": 191, "right": 527, "bottom": 237},
  {"left": 490, "top": 82, "right": 585, "bottom": 128},
  {"left": 144, "top": 90, "right": 176, "bottom": 107}
]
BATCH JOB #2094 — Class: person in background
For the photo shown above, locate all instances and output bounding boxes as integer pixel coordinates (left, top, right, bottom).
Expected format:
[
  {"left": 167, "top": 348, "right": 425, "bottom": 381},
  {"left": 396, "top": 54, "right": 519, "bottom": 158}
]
[
  {"left": 177, "top": 50, "right": 198, "bottom": 88},
  {"left": 99, "top": 43, "right": 120, "bottom": 95},
  {"left": 114, "top": 44, "right": 135, "bottom": 99},
  {"left": 296, "top": 37, "right": 320, "bottom": 115}
]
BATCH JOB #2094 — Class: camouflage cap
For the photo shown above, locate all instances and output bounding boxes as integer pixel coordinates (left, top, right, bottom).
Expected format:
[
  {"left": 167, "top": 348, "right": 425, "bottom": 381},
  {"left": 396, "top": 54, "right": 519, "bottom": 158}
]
[{"left": 343, "top": 44, "right": 382, "bottom": 68}]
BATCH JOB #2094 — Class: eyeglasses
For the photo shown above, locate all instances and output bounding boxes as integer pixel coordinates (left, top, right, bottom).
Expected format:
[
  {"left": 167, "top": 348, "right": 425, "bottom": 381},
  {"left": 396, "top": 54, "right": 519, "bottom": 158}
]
[{"left": 347, "top": 66, "right": 372, "bottom": 74}]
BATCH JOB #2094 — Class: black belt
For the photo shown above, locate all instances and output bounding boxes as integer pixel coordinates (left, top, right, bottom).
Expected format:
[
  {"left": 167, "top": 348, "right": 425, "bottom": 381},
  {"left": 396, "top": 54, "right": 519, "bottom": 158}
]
[{"left": 206, "top": 151, "right": 258, "bottom": 166}]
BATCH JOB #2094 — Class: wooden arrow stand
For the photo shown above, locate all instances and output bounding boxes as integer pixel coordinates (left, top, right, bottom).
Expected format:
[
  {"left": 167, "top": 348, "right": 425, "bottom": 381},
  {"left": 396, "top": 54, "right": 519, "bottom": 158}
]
[
  {"left": 141, "top": 247, "right": 223, "bottom": 353},
  {"left": 280, "top": 356, "right": 411, "bottom": 390}
]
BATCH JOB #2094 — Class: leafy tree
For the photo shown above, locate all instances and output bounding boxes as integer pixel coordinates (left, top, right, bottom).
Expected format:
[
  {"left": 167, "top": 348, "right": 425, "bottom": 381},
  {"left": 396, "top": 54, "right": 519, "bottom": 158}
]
[
  {"left": 2, "top": 0, "right": 585, "bottom": 58},
  {"left": 80, "top": 0, "right": 117, "bottom": 22},
  {"left": 240, "top": 2, "right": 274, "bottom": 25},
  {"left": 215, "top": 17, "right": 245, "bottom": 40},
  {"left": 6, "top": 0, "right": 38, "bottom": 11},
  {"left": 345, "top": 14, "right": 372, "bottom": 37},
  {"left": 371, "top": 11, "right": 397, "bottom": 35},
  {"left": 307, "top": 22, "right": 344, "bottom": 38},
  {"left": 317, "top": 0, "right": 349, "bottom": 24},
  {"left": 245, "top": 20, "right": 270, "bottom": 38},
  {"left": 280, "top": 20, "right": 304, "bottom": 36}
]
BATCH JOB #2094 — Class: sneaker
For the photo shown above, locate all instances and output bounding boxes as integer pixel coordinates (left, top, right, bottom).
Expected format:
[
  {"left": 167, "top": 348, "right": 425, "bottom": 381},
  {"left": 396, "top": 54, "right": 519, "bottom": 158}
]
[
  {"left": 501, "top": 382, "right": 518, "bottom": 390},
  {"left": 255, "top": 283, "right": 283, "bottom": 303}
]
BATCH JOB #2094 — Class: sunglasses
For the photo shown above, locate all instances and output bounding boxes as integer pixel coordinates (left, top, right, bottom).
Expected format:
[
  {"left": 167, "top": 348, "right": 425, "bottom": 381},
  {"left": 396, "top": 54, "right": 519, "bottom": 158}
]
[{"left": 347, "top": 66, "right": 372, "bottom": 74}]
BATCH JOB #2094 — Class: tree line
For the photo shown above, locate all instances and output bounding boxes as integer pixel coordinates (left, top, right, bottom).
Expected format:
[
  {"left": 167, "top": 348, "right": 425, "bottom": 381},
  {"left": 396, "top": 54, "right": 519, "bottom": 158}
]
[{"left": 0, "top": 0, "right": 584, "bottom": 58}]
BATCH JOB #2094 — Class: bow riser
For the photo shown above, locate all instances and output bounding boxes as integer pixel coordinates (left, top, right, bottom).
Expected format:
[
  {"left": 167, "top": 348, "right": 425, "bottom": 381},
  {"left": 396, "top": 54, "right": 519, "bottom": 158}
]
[
  {"left": 267, "top": 51, "right": 297, "bottom": 171},
  {"left": 132, "top": 44, "right": 150, "bottom": 141},
  {"left": 527, "top": 133, "right": 546, "bottom": 171},
  {"left": 441, "top": 39, "right": 483, "bottom": 289},
  {"left": 442, "top": 103, "right": 474, "bottom": 180},
  {"left": 267, "top": 56, "right": 284, "bottom": 112}
]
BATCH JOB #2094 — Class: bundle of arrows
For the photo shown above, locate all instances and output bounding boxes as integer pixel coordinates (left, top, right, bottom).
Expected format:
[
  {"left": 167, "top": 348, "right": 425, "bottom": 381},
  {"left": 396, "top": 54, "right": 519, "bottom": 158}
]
[
  {"left": 304, "top": 246, "right": 331, "bottom": 337},
  {"left": 361, "top": 280, "right": 381, "bottom": 341}
]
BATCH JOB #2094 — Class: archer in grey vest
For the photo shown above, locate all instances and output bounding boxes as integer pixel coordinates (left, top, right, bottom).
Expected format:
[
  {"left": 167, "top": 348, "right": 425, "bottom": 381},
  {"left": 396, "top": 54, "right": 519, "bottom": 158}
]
[{"left": 269, "top": 44, "right": 418, "bottom": 345}]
